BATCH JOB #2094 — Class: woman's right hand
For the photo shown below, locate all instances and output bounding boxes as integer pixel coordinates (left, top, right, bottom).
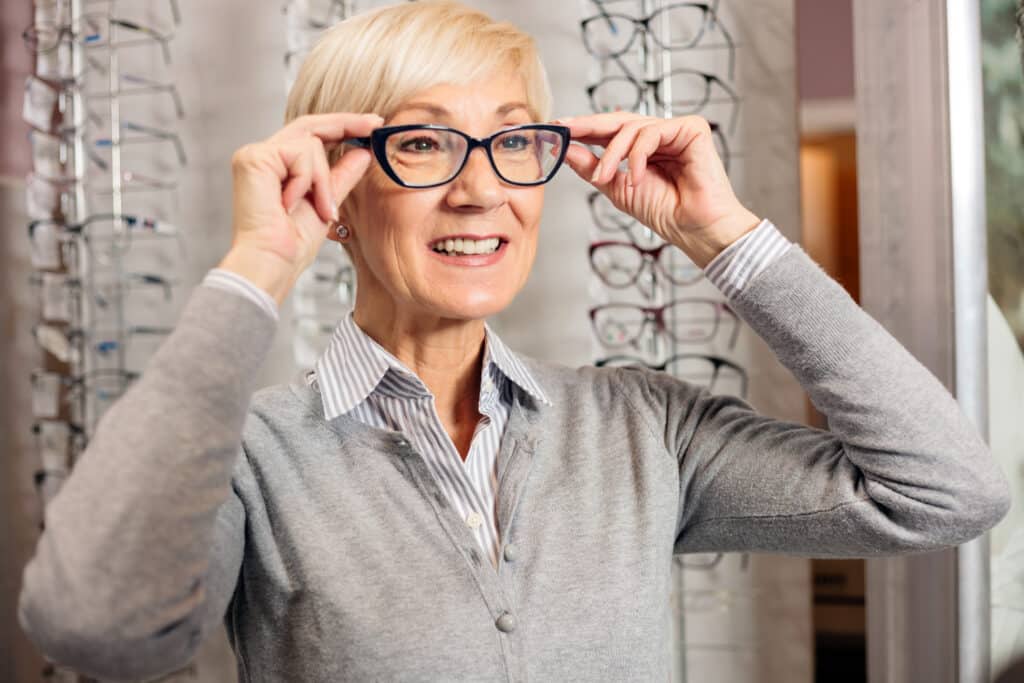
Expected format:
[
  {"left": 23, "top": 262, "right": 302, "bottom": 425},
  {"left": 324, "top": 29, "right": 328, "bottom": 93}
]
[{"left": 219, "top": 112, "right": 383, "bottom": 304}]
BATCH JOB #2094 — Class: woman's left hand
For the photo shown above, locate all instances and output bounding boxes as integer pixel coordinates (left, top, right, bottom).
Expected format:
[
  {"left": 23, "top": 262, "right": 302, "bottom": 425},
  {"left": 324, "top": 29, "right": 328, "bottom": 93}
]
[{"left": 558, "top": 112, "right": 761, "bottom": 268}]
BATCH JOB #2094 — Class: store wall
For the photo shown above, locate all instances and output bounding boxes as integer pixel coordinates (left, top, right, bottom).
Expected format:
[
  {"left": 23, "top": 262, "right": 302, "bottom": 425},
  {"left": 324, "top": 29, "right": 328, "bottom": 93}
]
[{"left": 1, "top": 1, "right": 808, "bottom": 681}]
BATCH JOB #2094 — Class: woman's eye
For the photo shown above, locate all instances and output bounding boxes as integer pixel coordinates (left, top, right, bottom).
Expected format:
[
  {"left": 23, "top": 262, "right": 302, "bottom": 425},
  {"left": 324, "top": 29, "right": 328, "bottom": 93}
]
[
  {"left": 399, "top": 136, "right": 440, "bottom": 152},
  {"left": 499, "top": 135, "right": 532, "bottom": 151}
]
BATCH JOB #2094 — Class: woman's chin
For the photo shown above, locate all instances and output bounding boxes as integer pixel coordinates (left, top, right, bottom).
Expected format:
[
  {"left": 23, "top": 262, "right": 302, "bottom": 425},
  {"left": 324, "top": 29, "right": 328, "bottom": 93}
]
[{"left": 425, "top": 289, "right": 514, "bottom": 321}]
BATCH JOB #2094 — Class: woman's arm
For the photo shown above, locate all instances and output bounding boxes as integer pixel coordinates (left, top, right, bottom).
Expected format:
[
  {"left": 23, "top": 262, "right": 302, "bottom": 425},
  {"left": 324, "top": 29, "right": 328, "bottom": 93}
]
[
  {"left": 18, "top": 111, "right": 381, "bottom": 679},
  {"left": 642, "top": 244, "right": 1012, "bottom": 556},
  {"left": 17, "top": 285, "right": 271, "bottom": 680}
]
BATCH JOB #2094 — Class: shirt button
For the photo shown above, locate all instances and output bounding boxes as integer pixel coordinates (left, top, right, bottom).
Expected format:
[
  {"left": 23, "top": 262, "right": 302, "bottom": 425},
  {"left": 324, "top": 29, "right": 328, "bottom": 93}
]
[
  {"left": 495, "top": 612, "right": 517, "bottom": 633},
  {"left": 503, "top": 543, "right": 517, "bottom": 562},
  {"left": 465, "top": 511, "right": 483, "bottom": 530}
]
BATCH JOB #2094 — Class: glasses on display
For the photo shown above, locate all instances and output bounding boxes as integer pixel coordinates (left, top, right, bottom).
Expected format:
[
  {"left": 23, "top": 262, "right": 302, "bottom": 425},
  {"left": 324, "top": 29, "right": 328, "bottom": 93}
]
[
  {"left": 595, "top": 352, "right": 749, "bottom": 396},
  {"left": 345, "top": 124, "right": 571, "bottom": 188},
  {"left": 93, "top": 120, "right": 188, "bottom": 166},
  {"left": 27, "top": 117, "right": 187, "bottom": 187},
  {"left": 29, "top": 213, "right": 180, "bottom": 270},
  {"left": 31, "top": 368, "right": 140, "bottom": 412},
  {"left": 283, "top": 0, "right": 348, "bottom": 31},
  {"left": 23, "top": 12, "right": 176, "bottom": 65},
  {"left": 30, "top": 272, "right": 177, "bottom": 334},
  {"left": 295, "top": 261, "right": 355, "bottom": 302},
  {"left": 26, "top": 169, "right": 178, "bottom": 219},
  {"left": 32, "top": 0, "right": 183, "bottom": 25},
  {"left": 587, "top": 65, "right": 739, "bottom": 132},
  {"left": 24, "top": 71, "right": 185, "bottom": 137},
  {"left": 590, "top": 299, "right": 739, "bottom": 350},
  {"left": 581, "top": 1, "right": 736, "bottom": 78},
  {"left": 590, "top": 239, "right": 704, "bottom": 291}
]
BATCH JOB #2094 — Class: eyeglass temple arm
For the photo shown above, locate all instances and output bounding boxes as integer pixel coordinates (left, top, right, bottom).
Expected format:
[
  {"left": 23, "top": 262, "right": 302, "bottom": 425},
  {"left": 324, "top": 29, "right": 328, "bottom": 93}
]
[
  {"left": 344, "top": 137, "right": 371, "bottom": 148},
  {"left": 588, "top": 0, "right": 618, "bottom": 34}
]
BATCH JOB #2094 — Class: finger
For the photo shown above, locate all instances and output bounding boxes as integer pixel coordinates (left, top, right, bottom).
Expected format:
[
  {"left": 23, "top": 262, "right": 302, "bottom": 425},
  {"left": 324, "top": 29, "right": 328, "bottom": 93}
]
[
  {"left": 562, "top": 143, "right": 601, "bottom": 183},
  {"left": 627, "top": 123, "right": 675, "bottom": 186},
  {"left": 329, "top": 147, "right": 374, "bottom": 207},
  {"left": 279, "top": 141, "right": 315, "bottom": 213},
  {"left": 270, "top": 112, "right": 385, "bottom": 145},
  {"left": 593, "top": 120, "right": 650, "bottom": 184},
  {"left": 554, "top": 112, "right": 649, "bottom": 142},
  {"left": 310, "top": 137, "right": 336, "bottom": 223}
]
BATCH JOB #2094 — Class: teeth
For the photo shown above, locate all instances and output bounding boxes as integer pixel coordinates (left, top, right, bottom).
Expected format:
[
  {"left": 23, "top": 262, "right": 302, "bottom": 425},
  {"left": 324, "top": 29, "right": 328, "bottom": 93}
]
[{"left": 432, "top": 237, "right": 501, "bottom": 256}]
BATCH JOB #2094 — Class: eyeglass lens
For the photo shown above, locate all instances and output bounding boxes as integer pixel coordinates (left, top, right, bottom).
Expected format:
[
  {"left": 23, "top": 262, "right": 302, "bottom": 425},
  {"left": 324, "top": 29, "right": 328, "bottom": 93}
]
[
  {"left": 591, "top": 243, "right": 703, "bottom": 288},
  {"left": 584, "top": 5, "right": 710, "bottom": 58},
  {"left": 592, "top": 300, "right": 721, "bottom": 348},
  {"left": 383, "top": 127, "right": 565, "bottom": 187},
  {"left": 590, "top": 70, "right": 716, "bottom": 114}
]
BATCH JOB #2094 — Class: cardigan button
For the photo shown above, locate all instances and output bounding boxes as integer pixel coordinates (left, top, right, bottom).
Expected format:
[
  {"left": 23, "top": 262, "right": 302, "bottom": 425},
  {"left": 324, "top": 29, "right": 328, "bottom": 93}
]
[
  {"left": 495, "top": 612, "right": 517, "bottom": 633},
  {"left": 503, "top": 543, "right": 517, "bottom": 562}
]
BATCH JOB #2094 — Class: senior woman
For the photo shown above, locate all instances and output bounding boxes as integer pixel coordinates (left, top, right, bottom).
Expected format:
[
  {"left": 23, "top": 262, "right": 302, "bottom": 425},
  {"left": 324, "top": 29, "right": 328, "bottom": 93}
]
[{"left": 18, "top": 1, "right": 1010, "bottom": 681}]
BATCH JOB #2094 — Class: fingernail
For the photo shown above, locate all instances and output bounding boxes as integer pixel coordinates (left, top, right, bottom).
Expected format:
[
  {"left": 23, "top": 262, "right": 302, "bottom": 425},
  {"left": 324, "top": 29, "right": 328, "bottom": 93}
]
[
  {"left": 590, "top": 163, "right": 602, "bottom": 183},
  {"left": 332, "top": 205, "right": 339, "bottom": 222}
]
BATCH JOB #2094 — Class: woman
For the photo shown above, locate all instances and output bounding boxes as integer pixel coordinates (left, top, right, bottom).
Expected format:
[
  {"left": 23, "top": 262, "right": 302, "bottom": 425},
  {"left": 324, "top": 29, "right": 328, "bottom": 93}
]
[{"left": 18, "top": 2, "right": 1010, "bottom": 681}]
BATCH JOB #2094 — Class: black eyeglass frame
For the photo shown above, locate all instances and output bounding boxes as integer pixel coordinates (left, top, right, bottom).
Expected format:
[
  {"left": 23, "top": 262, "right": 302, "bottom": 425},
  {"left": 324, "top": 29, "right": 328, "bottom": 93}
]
[
  {"left": 586, "top": 66, "right": 740, "bottom": 133},
  {"left": 589, "top": 239, "right": 705, "bottom": 289},
  {"left": 589, "top": 299, "right": 740, "bottom": 350},
  {"left": 580, "top": 2, "right": 735, "bottom": 78},
  {"left": 595, "top": 352, "right": 749, "bottom": 396},
  {"left": 344, "top": 123, "right": 571, "bottom": 189}
]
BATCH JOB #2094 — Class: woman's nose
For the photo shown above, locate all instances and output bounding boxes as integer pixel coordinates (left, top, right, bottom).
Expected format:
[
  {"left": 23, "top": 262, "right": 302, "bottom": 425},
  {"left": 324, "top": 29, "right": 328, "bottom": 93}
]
[{"left": 445, "top": 147, "right": 506, "bottom": 211}]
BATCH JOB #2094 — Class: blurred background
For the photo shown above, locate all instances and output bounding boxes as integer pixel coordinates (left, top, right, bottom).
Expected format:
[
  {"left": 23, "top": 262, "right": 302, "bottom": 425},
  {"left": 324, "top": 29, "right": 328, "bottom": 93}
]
[{"left": 1, "top": 0, "right": 1022, "bottom": 681}]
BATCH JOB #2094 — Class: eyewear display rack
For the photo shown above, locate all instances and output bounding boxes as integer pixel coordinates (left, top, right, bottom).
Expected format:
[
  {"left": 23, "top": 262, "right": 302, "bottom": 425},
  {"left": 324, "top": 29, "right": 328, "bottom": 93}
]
[
  {"left": 23, "top": 1, "right": 190, "bottom": 681},
  {"left": 282, "top": 0, "right": 360, "bottom": 369},
  {"left": 577, "top": 0, "right": 750, "bottom": 680}
]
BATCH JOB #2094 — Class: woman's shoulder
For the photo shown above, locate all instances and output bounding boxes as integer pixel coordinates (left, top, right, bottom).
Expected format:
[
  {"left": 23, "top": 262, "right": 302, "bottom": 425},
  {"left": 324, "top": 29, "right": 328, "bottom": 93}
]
[{"left": 513, "top": 352, "right": 677, "bottom": 408}]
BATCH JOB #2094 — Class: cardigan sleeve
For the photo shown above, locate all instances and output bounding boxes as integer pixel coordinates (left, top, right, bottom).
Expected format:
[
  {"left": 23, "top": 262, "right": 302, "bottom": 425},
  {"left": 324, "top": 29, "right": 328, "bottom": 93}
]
[
  {"left": 17, "top": 284, "right": 273, "bottom": 680},
  {"left": 639, "top": 244, "right": 1012, "bottom": 557}
]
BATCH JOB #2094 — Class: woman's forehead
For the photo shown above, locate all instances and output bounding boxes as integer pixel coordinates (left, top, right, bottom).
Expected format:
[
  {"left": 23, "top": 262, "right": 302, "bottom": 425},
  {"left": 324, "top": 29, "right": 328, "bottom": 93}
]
[{"left": 387, "top": 77, "right": 535, "bottom": 124}]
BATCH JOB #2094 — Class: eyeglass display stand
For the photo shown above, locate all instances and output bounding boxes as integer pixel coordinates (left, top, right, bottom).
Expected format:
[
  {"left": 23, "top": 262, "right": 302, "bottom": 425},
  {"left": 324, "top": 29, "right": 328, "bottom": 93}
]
[
  {"left": 26, "top": 1, "right": 191, "bottom": 681},
  {"left": 579, "top": 1, "right": 751, "bottom": 680},
  {"left": 283, "top": 0, "right": 359, "bottom": 370}
]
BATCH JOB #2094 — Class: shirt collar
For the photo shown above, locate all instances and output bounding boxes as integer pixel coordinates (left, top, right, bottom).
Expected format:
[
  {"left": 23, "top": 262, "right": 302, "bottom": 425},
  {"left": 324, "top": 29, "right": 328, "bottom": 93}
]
[{"left": 313, "top": 311, "right": 552, "bottom": 420}]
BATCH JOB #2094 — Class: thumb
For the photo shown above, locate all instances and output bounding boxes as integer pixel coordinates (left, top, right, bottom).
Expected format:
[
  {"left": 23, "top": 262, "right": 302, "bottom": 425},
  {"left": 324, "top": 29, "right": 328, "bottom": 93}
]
[
  {"left": 329, "top": 147, "right": 374, "bottom": 210},
  {"left": 563, "top": 143, "right": 602, "bottom": 186}
]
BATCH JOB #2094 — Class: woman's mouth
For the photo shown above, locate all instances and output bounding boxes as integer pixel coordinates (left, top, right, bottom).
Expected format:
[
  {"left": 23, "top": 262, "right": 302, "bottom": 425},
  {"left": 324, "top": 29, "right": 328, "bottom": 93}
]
[{"left": 427, "top": 235, "right": 509, "bottom": 266}]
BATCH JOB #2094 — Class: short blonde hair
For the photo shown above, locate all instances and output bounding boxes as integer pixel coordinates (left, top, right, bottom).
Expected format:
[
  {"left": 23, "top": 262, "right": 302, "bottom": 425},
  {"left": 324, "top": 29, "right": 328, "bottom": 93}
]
[{"left": 284, "top": 1, "right": 553, "bottom": 164}]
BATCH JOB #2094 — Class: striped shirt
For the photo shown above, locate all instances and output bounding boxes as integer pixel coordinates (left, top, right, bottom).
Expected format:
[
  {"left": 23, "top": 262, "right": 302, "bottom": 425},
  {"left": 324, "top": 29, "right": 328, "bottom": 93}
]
[{"left": 202, "top": 218, "right": 790, "bottom": 567}]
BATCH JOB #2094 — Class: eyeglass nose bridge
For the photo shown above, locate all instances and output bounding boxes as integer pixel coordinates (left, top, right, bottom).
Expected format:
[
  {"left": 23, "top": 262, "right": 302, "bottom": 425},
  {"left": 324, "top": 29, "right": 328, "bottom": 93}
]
[
  {"left": 625, "top": 307, "right": 661, "bottom": 351},
  {"left": 450, "top": 134, "right": 506, "bottom": 185}
]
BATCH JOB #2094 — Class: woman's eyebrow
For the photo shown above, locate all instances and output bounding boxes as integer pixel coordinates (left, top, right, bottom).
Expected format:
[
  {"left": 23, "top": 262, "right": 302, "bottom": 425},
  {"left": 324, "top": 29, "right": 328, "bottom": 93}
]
[{"left": 389, "top": 102, "right": 531, "bottom": 120}]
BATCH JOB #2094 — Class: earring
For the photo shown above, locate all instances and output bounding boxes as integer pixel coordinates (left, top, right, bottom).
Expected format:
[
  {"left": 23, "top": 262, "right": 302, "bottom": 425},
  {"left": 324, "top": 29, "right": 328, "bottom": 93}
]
[{"left": 334, "top": 223, "right": 350, "bottom": 241}]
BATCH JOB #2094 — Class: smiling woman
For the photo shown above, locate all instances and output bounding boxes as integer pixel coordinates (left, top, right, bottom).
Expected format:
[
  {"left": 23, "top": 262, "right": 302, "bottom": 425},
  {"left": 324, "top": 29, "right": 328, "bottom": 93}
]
[{"left": 16, "top": 1, "right": 1013, "bottom": 682}]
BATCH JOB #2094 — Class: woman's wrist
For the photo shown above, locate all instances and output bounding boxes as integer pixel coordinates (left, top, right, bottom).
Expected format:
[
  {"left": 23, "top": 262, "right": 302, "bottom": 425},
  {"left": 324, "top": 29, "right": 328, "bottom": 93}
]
[
  {"left": 216, "top": 245, "right": 300, "bottom": 306},
  {"left": 670, "top": 208, "right": 762, "bottom": 269}
]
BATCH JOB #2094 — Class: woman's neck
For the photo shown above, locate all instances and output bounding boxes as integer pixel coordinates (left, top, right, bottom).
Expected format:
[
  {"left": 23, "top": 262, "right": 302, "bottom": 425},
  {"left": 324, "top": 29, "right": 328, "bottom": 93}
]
[{"left": 352, "top": 303, "right": 487, "bottom": 426}]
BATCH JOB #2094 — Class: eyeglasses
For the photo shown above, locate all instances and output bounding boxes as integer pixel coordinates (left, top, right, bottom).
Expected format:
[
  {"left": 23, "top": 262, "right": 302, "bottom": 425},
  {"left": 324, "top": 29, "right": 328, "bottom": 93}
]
[
  {"left": 32, "top": 0, "right": 182, "bottom": 27},
  {"left": 26, "top": 169, "right": 178, "bottom": 220},
  {"left": 596, "top": 352, "right": 748, "bottom": 396},
  {"left": 29, "top": 213, "right": 182, "bottom": 271},
  {"left": 581, "top": 2, "right": 736, "bottom": 79},
  {"left": 23, "top": 12, "right": 176, "bottom": 65},
  {"left": 587, "top": 64, "right": 739, "bottom": 132},
  {"left": 23, "top": 68, "right": 185, "bottom": 135},
  {"left": 295, "top": 261, "right": 355, "bottom": 302},
  {"left": 345, "top": 124, "right": 570, "bottom": 189},
  {"left": 590, "top": 239, "right": 704, "bottom": 291},
  {"left": 590, "top": 299, "right": 739, "bottom": 350}
]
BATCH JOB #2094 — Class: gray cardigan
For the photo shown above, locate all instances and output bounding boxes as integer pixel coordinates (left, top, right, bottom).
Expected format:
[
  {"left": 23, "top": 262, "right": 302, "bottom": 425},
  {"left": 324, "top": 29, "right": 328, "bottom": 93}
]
[{"left": 18, "top": 246, "right": 1011, "bottom": 682}]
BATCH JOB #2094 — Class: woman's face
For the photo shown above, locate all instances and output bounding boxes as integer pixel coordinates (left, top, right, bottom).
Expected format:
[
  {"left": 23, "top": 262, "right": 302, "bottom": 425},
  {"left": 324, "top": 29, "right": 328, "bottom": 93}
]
[{"left": 336, "top": 72, "right": 546, "bottom": 323}]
